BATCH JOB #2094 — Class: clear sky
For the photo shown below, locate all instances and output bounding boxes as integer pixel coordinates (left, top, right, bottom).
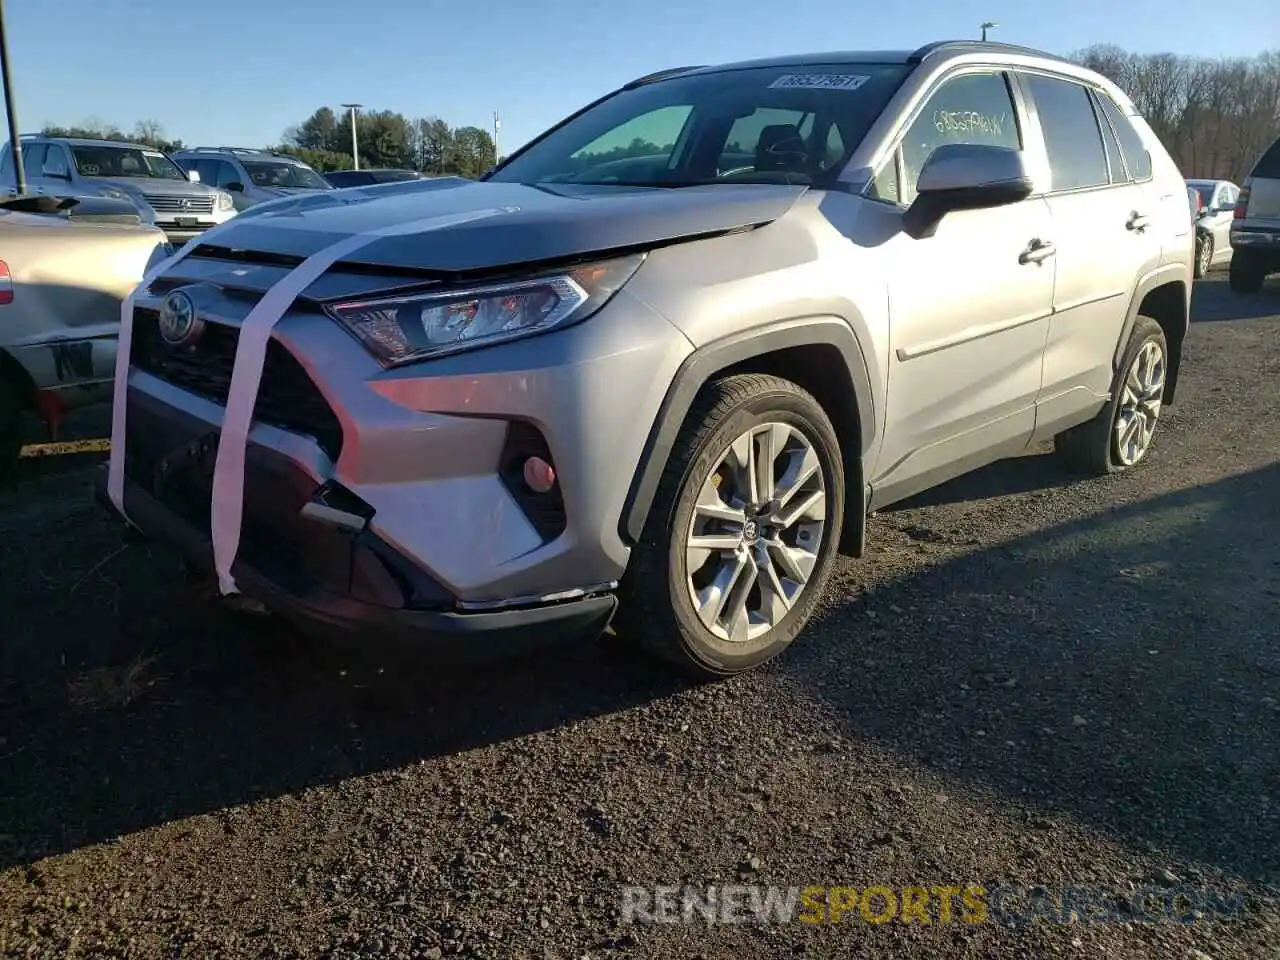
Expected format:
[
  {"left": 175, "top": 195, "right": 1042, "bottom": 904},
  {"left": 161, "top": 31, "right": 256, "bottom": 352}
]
[{"left": 4, "top": 0, "right": 1273, "bottom": 157}]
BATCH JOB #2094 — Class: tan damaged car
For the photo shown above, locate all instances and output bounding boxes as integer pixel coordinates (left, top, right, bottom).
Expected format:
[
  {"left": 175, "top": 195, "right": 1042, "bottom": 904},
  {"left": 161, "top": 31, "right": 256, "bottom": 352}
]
[{"left": 0, "top": 195, "right": 168, "bottom": 478}]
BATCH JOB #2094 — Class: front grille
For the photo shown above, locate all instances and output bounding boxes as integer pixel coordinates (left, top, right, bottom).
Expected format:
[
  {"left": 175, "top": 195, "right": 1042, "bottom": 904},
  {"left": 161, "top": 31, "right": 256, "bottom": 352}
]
[
  {"left": 130, "top": 307, "right": 344, "bottom": 462},
  {"left": 143, "top": 194, "right": 215, "bottom": 214}
]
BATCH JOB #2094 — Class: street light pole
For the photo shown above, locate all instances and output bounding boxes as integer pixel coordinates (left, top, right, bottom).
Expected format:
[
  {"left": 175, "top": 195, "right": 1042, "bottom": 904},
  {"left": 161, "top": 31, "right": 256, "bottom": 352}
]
[
  {"left": 980, "top": 21, "right": 999, "bottom": 41},
  {"left": 0, "top": 0, "right": 26, "bottom": 195},
  {"left": 493, "top": 111, "right": 501, "bottom": 166},
  {"left": 341, "top": 103, "right": 363, "bottom": 170}
]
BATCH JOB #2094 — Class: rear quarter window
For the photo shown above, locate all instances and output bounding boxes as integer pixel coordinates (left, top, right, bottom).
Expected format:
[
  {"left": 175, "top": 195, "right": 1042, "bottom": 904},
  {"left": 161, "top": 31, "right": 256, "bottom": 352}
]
[{"left": 1095, "top": 93, "right": 1152, "bottom": 181}]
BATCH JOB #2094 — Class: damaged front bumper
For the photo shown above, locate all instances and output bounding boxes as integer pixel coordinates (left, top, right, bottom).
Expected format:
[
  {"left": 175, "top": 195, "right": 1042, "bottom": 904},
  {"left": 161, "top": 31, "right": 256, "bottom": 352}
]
[{"left": 95, "top": 460, "right": 618, "bottom": 659}]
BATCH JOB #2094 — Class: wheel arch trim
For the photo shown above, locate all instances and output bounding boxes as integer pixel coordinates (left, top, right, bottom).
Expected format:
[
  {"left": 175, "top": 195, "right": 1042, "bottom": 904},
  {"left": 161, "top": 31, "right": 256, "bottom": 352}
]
[
  {"left": 620, "top": 314, "right": 876, "bottom": 546},
  {"left": 1112, "top": 264, "right": 1190, "bottom": 404}
]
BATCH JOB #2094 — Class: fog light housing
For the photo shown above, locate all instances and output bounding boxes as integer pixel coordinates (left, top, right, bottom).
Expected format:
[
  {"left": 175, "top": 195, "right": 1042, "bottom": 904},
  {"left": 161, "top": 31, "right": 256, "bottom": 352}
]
[
  {"left": 523, "top": 456, "right": 556, "bottom": 494},
  {"left": 498, "top": 422, "right": 566, "bottom": 542}
]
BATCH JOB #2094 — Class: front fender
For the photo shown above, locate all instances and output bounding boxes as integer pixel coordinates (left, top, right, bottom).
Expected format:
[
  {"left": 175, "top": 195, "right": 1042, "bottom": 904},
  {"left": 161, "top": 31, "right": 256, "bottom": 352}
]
[{"left": 620, "top": 314, "right": 875, "bottom": 549}]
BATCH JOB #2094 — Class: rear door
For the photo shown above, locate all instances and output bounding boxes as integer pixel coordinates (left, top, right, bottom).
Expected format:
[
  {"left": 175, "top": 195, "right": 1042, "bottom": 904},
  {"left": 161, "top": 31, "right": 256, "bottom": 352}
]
[
  {"left": 1241, "top": 138, "right": 1280, "bottom": 227},
  {"left": 1021, "top": 72, "right": 1163, "bottom": 421}
]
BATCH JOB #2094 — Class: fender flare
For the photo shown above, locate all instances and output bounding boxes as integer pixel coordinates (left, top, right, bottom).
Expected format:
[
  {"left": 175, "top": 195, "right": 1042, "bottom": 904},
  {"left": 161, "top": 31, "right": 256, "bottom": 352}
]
[
  {"left": 620, "top": 315, "right": 877, "bottom": 549},
  {"left": 1111, "top": 263, "right": 1191, "bottom": 404}
]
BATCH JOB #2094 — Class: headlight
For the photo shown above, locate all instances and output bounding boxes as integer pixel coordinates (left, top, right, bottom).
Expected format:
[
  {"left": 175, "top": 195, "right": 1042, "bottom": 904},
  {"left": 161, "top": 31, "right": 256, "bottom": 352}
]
[
  {"left": 216, "top": 191, "right": 235, "bottom": 212},
  {"left": 324, "top": 253, "right": 645, "bottom": 366}
]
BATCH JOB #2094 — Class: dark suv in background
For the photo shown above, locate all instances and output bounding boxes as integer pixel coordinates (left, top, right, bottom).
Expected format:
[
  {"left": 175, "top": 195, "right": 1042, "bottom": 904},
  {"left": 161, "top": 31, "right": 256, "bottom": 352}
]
[{"left": 1229, "top": 135, "right": 1280, "bottom": 292}]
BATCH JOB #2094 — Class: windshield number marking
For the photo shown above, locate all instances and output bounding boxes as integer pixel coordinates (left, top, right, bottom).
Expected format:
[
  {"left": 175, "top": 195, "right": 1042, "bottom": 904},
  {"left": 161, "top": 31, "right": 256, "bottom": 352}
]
[{"left": 768, "top": 74, "right": 869, "bottom": 91}]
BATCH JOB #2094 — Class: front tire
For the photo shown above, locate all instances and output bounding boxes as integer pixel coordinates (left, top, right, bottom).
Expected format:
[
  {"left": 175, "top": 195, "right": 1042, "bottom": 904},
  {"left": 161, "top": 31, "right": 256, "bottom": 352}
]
[
  {"left": 1054, "top": 315, "right": 1167, "bottom": 476},
  {"left": 619, "top": 373, "right": 845, "bottom": 679}
]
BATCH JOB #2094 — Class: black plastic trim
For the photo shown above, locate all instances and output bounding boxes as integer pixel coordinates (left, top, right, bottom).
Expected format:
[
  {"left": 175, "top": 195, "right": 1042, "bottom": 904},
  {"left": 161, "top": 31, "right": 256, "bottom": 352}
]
[
  {"left": 620, "top": 317, "right": 875, "bottom": 549},
  {"left": 1114, "top": 264, "right": 1190, "bottom": 405},
  {"left": 96, "top": 467, "right": 616, "bottom": 659}
]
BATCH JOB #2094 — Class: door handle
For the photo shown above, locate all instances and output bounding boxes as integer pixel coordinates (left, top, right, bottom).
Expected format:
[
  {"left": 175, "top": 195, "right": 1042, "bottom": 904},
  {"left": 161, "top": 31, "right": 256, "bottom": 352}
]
[
  {"left": 1127, "top": 212, "right": 1150, "bottom": 232},
  {"left": 1019, "top": 239, "right": 1056, "bottom": 265}
]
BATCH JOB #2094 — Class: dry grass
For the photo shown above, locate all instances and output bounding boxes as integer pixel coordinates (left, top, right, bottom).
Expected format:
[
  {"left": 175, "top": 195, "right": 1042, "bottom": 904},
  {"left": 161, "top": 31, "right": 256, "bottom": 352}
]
[{"left": 66, "top": 653, "right": 162, "bottom": 709}]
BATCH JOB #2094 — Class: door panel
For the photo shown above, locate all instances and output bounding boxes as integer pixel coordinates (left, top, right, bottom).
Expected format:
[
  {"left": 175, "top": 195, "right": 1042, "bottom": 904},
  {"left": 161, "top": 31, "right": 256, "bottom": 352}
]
[
  {"left": 1024, "top": 73, "right": 1162, "bottom": 414},
  {"left": 866, "top": 68, "right": 1055, "bottom": 503},
  {"left": 874, "top": 197, "right": 1055, "bottom": 497}
]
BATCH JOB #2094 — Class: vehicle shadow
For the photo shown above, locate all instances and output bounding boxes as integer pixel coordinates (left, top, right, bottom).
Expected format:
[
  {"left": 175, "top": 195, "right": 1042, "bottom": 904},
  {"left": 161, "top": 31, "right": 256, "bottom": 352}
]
[
  {"left": 0, "top": 497, "right": 687, "bottom": 870},
  {"left": 1, "top": 464, "right": 1277, "bottom": 887},
  {"left": 1191, "top": 274, "right": 1280, "bottom": 322},
  {"left": 782, "top": 459, "right": 1280, "bottom": 885}
]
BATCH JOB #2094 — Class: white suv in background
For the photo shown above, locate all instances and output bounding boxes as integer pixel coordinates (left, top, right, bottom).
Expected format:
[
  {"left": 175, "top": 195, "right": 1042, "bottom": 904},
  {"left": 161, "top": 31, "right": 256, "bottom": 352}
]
[{"left": 172, "top": 148, "right": 334, "bottom": 211}]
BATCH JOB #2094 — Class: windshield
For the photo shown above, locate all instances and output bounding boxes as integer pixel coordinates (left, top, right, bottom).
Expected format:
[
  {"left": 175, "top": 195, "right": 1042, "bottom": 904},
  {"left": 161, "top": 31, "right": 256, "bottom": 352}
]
[
  {"left": 488, "top": 62, "right": 911, "bottom": 188},
  {"left": 242, "top": 160, "right": 332, "bottom": 190},
  {"left": 1192, "top": 184, "right": 1215, "bottom": 206},
  {"left": 71, "top": 146, "right": 187, "bottom": 180}
]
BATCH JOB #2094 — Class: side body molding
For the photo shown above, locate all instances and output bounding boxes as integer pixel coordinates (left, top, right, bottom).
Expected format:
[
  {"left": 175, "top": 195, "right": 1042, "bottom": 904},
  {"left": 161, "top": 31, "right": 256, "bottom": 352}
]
[{"left": 620, "top": 316, "right": 878, "bottom": 555}]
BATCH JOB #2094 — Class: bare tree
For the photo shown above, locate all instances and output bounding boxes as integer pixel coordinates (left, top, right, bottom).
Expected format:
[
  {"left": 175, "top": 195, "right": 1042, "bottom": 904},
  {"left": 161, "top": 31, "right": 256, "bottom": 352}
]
[{"left": 1071, "top": 46, "right": 1280, "bottom": 180}]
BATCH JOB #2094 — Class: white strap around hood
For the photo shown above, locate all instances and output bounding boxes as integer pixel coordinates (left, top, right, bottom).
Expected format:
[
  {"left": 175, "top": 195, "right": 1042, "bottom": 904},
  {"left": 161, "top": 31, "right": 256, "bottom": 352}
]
[{"left": 110, "top": 207, "right": 514, "bottom": 596}]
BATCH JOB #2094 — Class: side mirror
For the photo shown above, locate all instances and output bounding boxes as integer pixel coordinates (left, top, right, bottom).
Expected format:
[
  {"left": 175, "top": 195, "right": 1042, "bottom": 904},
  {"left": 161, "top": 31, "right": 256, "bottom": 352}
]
[
  {"left": 902, "top": 143, "right": 1034, "bottom": 240},
  {"left": 186, "top": 169, "right": 201, "bottom": 182},
  {"left": 224, "top": 181, "right": 245, "bottom": 193}
]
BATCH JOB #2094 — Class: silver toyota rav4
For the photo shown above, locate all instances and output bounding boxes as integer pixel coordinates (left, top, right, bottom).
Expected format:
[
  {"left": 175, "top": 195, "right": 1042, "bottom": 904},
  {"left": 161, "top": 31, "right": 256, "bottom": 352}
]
[{"left": 98, "top": 41, "right": 1193, "bottom": 678}]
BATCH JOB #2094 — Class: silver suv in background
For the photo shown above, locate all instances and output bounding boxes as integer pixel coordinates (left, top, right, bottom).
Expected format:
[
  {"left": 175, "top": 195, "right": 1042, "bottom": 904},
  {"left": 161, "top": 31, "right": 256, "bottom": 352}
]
[
  {"left": 0, "top": 136, "right": 237, "bottom": 245},
  {"left": 1187, "top": 178, "right": 1239, "bottom": 278},
  {"left": 172, "top": 148, "right": 333, "bottom": 211},
  {"left": 101, "top": 41, "right": 1192, "bottom": 679},
  {"left": 1229, "top": 135, "right": 1280, "bottom": 293}
]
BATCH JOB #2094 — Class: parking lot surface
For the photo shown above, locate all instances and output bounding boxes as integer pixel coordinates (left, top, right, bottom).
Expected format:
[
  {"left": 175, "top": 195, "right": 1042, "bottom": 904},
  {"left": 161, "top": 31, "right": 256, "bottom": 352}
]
[{"left": 1, "top": 273, "right": 1278, "bottom": 959}]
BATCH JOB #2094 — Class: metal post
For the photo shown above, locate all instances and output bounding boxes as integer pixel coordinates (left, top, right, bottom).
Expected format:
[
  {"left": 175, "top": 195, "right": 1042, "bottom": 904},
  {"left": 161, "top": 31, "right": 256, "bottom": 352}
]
[
  {"left": 493, "top": 112, "right": 501, "bottom": 166},
  {"left": 341, "top": 103, "right": 362, "bottom": 170},
  {"left": 0, "top": 0, "right": 25, "bottom": 195}
]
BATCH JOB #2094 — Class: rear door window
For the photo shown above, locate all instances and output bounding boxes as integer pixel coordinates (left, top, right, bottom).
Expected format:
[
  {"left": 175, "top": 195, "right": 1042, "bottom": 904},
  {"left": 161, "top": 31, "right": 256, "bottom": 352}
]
[{"left": 1025, "top": 74, "right": 1110, "bottom": 192}]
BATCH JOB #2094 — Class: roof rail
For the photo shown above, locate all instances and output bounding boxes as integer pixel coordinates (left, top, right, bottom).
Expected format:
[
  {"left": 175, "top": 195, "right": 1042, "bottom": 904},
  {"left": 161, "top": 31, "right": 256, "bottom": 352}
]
[
  {"left": 623, "top": 65, "right": 706, "bottom": 89},
  {"left": 907, "top": 39, "right": 1069, "bottom": 65},
  {"left": 182, "top": 145, "right": 283, "bottom": 157}
]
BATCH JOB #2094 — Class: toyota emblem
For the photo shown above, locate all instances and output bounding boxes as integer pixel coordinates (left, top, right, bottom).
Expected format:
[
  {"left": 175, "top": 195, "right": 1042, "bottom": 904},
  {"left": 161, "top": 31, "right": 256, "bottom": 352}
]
[{"left": 158, "top": 289, "right": 202, "bottom": 347}]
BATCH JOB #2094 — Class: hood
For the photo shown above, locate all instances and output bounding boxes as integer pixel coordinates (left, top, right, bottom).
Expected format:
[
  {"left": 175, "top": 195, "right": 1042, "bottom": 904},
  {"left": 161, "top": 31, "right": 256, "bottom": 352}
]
[
  {"left": 196, "top": 177, "right": 809, "bottom": 273},
  {"left": 97, "top": 176, "right": 221, "bottom": 197},
  {"left": 252, "top": 185, "right": 329, "bottom": 200}
]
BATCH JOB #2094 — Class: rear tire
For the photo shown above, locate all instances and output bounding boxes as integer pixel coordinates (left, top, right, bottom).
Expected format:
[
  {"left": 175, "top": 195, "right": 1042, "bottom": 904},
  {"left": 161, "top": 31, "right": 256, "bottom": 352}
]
[
  {"left": 1055, "top": 316, "right": 1167, "bottom": 476},
  {"left": 1229, "top": 250, "right": 1266, "bottom": 293},
  {"left": 618, "top": 373, "right": 845, "bottom": 680},
  {"left": 0, "top": 378, "right": 24, "bottom": 485},
  {"left": 1194, "top": 233, "right": 1212, "bottom": 279}
]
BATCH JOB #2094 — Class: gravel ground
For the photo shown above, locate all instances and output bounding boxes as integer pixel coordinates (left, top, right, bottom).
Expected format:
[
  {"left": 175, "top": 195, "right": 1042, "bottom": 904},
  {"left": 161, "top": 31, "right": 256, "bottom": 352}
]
[{"left": 1, "top": 272, "right": 1278, "bottom": 959}]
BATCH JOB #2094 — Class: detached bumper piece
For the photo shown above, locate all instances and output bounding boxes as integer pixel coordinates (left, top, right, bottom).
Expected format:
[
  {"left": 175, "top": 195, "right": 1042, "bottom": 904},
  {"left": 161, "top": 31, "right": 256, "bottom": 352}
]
[{"left": 94, "top": 457, "right": 616, "bottom": 661}]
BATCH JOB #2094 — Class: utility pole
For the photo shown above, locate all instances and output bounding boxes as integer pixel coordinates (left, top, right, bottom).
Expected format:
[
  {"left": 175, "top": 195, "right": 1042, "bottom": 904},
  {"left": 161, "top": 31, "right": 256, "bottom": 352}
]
[
  {"left": 0, "top": 0, "right": 26, "bottom": 195},
  {"left": 980, "top": 21, "right": 998, "bottom": 41},
  {"left": 341, "top": 103, "right": 363, "bottom": 170},
  {"left": 493, "top": 112, "right": 501, "bottom": 166}
]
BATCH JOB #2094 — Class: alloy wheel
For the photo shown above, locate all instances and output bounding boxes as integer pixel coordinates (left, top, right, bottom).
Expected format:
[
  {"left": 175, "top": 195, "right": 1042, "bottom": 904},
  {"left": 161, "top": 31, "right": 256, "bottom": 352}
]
[
  {"left": 684, "top": 422, "right": 827, "bottom": 643},
  {"left": 1115, "top": 339, "right": 1166, "bottom": 466}
]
